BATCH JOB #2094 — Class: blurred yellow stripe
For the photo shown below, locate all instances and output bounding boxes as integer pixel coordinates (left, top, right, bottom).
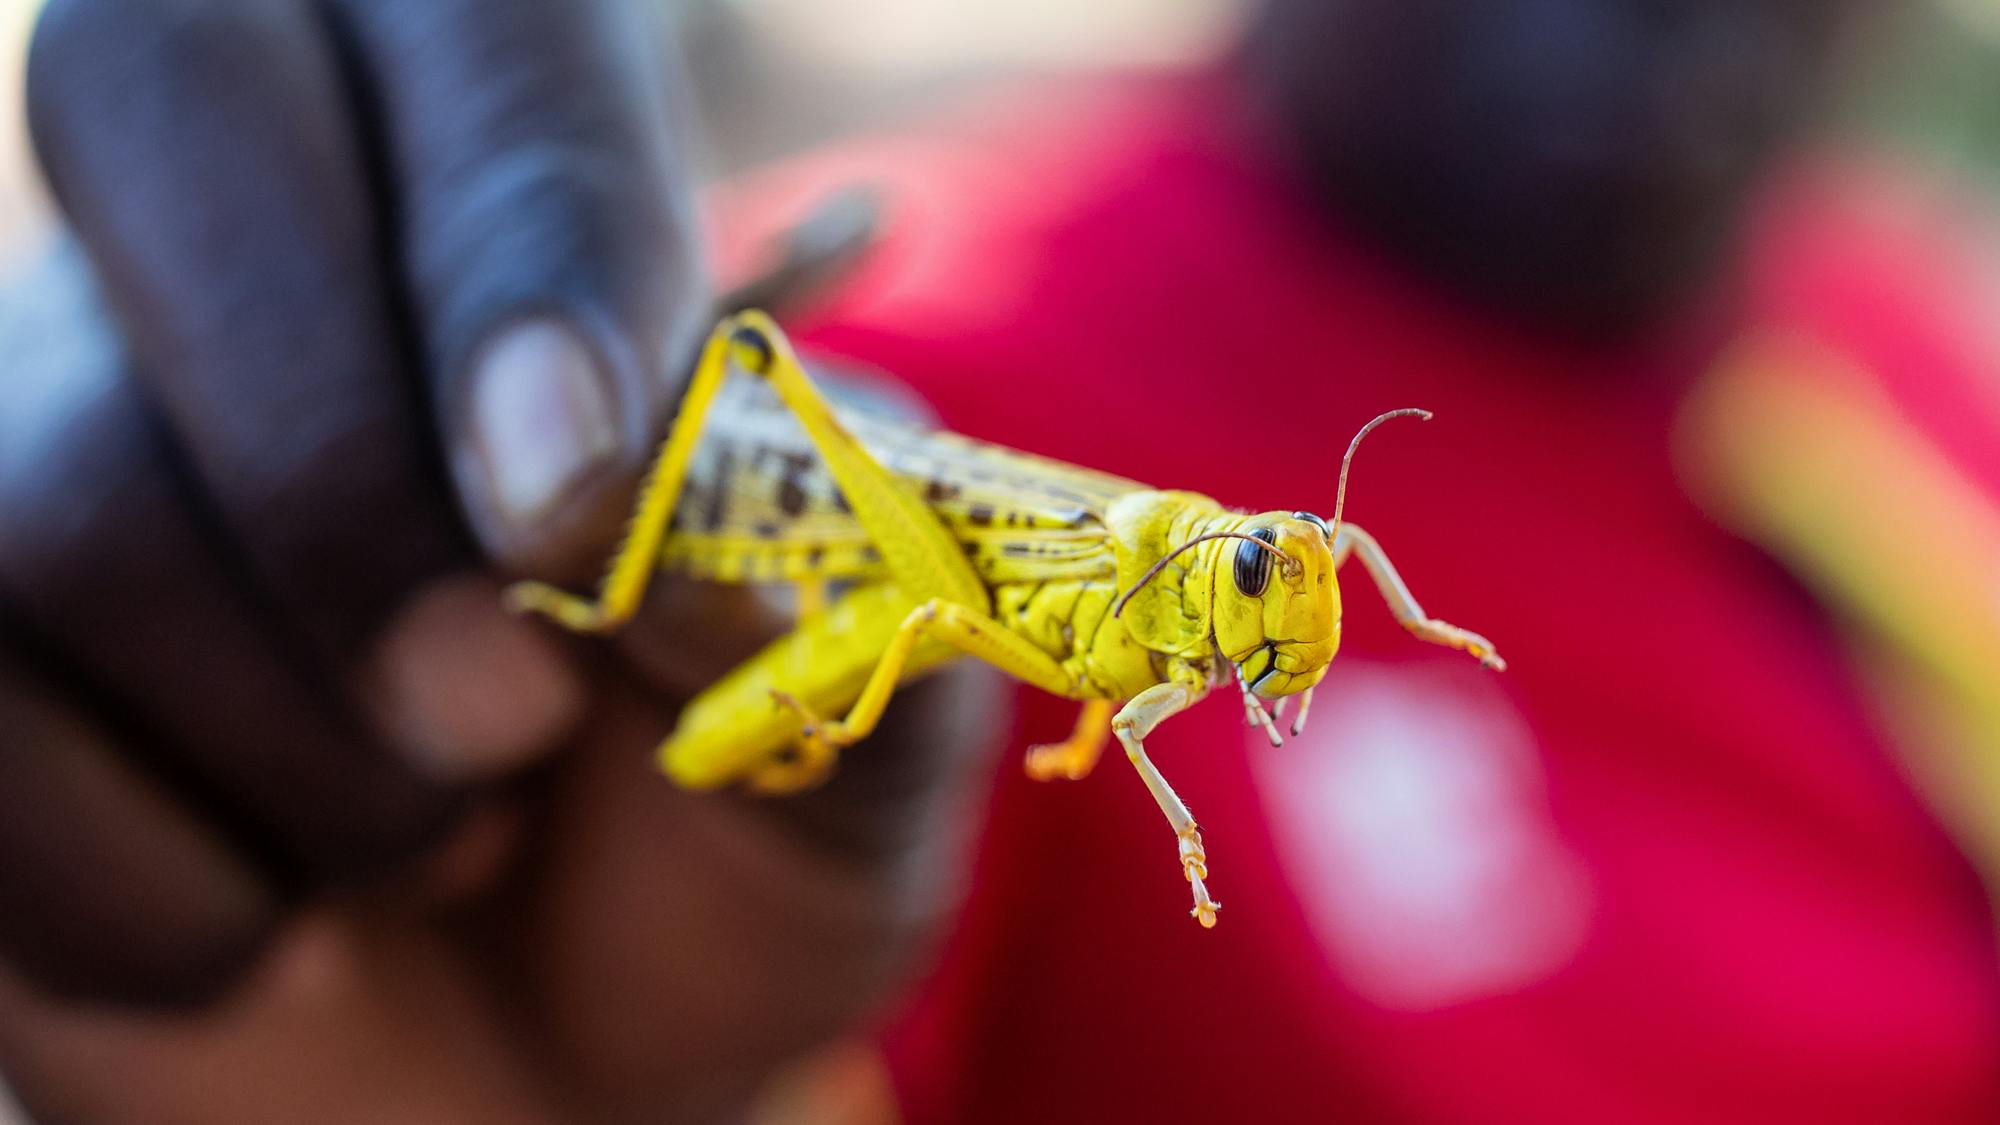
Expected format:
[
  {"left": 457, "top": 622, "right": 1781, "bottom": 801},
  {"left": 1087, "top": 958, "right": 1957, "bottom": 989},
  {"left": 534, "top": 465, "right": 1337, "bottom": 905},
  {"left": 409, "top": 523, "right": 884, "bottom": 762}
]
[{"left": 1684, "top": 333, "right": 2000, "bottom": 889}]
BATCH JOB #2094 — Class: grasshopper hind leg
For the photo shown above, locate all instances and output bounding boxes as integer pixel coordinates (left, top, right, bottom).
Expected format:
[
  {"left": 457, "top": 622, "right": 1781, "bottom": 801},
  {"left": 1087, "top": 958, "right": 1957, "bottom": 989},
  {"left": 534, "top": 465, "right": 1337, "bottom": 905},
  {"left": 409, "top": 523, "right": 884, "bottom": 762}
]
[
  {"left": 658, "top": 583, "right": 919, "bottom": 790},
  {"left": 751, "top": 596, "right": 1082, "bottom": 789}
]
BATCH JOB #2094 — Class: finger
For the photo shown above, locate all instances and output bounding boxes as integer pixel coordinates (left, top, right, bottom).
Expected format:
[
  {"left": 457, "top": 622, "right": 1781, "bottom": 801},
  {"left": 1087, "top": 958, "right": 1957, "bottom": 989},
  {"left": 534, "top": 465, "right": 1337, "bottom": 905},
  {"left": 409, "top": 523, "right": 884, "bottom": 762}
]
[
  {"left": 512, "top": 663, "right": 1000, "bottom": 1119},
  {"left": 323, "top": 0, "right": 710, "bottom": 577},
  {"left": 27, "top": 2, "right": 590, "bottom": 783},
  {"left": 27, "top": 0, "right": 469, "bottom": 657},
  {"left": 0, "top": 244, "right": 459, "bottom": 887},
  {"left": 0, "top": 914, "right": 560, "bottom": 1123},
  {"left": 0, "top": 642, "right": 274, "bottom": 1006}
]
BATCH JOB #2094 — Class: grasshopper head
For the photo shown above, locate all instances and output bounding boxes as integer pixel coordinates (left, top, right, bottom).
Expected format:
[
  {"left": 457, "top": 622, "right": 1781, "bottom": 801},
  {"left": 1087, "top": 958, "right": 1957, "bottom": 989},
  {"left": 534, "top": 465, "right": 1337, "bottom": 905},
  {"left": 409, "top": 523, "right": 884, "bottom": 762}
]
[
  {"left": 1108, "top": 409, "right": 1430, "bottom": 703},
  {"left": 1212, "top": 512, "right": 1340, "bottom": 698},
  {"left": 1213, "top": 407, "right": 1431, "bottom": 698}
]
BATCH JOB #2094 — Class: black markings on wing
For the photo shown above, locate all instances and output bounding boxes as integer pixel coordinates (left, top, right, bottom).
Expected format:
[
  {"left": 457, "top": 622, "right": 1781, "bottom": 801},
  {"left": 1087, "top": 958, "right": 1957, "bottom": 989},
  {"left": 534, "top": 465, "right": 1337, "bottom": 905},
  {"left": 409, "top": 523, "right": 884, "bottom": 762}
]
[
  {"left": 701, "top": 446, "right": 734, "bottom": 531},
  {"left": 662, "top": 375, "right": 1146, "bottom": 583}
]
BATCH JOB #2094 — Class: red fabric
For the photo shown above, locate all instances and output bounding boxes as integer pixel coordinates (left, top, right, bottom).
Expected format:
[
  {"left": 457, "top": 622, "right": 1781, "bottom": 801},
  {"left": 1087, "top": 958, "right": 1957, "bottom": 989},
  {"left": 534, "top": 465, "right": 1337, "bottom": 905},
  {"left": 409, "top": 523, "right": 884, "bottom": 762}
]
[
  {"left": 717, "top": 74, "right": 2000, "bottom": 1123},
  {"left": 1740, "top": 158, "right": 2000, "bottom": 506}
]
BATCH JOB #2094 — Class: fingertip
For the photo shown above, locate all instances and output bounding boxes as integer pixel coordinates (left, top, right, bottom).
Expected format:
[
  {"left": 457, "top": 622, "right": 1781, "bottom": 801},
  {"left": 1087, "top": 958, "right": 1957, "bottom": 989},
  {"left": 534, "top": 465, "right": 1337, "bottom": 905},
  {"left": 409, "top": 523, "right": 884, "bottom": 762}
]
[
  {"left": 364, "top": 573, "right": 586, "bottom": 781},
  {"left": 449, "top": 321, "right": 671, "bottom": 586}
]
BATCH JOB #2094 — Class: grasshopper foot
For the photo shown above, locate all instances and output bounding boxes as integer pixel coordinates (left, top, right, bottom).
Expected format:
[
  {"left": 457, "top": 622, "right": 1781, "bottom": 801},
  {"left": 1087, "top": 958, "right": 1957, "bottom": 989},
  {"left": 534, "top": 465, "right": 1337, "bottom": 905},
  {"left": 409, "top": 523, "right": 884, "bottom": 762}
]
[
  {"left": 1178, "top": 826, "right": 1219, "bottom": 928},
  {"left": 1190, "top": 878, "right": 1220, "bottom": 929},
  {"left": 752, "top": 690, "right": 843, "bottom": 793},
  {"left": 1025, "top": 741, "right": 1092, "bottom": 781},
  {"left": 1413, "top": 619, "right": 1507, "bottom": 673},
  {"left": 747, "top": 746, "right": 835, "bottom": 794},
  {"left": 1464, "top": 632, "right": 1507, "bottom": 673}
]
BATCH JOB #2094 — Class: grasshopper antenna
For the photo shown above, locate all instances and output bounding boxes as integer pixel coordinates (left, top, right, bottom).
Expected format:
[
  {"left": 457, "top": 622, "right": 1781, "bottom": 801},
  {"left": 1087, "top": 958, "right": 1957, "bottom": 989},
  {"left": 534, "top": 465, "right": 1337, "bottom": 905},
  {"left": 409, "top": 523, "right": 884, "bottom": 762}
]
[
  {"left": 1332, "top": 408, "right": 1432, "bottom": 537},
  {"left": 1112, "top": 532, "right": 1292, "bottom": 619}
]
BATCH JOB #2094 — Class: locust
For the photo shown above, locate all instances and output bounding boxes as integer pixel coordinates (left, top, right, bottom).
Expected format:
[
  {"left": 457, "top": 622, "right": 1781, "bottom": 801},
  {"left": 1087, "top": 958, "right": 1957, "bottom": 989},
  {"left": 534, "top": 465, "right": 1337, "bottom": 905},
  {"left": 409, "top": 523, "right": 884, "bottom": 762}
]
[{"left": 507, "top": 311, "right": 1505, "bottom": 928}]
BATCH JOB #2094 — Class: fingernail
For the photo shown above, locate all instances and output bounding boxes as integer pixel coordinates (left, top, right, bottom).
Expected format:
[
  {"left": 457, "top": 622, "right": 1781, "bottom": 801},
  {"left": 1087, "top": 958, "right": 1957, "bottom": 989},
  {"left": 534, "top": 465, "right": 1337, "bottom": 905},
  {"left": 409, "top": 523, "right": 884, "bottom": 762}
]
[{"left": 469, "top": 320, "right": 618, "bottom": 529}]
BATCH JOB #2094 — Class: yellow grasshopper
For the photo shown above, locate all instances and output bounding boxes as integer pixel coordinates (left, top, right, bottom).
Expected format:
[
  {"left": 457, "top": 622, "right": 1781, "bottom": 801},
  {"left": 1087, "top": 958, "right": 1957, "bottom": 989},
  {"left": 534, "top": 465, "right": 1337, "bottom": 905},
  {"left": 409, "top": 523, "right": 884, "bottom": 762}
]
[{"left": 508, "top": 311, "right": 1505, "bottom": 927}]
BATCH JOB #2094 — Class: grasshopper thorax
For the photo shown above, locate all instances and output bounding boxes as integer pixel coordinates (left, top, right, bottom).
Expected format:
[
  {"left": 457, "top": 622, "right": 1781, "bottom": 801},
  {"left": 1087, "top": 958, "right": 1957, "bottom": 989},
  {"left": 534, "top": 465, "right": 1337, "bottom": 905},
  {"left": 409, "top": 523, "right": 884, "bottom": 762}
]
[{"left": 1211, "top": 511, "right": 1341, "bottom": 698}]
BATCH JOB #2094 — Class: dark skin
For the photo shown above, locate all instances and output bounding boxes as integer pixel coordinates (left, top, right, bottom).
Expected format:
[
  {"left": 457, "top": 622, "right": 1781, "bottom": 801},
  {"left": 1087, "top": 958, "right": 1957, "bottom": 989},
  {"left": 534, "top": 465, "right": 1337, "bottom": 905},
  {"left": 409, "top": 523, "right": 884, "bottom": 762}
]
[
  {"left": 0, "top": 2, "right": 994, "bottom": 1121},
  {"left": 0, "top": 0, "right": 1856, "bottom": 1120}
]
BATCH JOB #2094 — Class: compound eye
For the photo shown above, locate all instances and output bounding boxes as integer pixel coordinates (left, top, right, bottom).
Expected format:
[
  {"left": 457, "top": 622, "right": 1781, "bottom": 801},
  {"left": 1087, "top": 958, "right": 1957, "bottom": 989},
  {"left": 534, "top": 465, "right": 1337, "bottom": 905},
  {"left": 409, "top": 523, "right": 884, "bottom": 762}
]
[
  {"left": 1233, "top": 528, "right": 1280, "bottom": 597},
  {"left": 1292, "top": 511, "right": 1330, "bottom": 538}
]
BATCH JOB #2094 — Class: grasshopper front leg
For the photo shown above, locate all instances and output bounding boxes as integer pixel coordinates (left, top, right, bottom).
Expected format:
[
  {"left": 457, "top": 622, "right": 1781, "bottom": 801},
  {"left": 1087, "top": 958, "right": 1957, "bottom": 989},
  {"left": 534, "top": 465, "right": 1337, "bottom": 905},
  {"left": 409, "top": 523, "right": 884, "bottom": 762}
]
[
  {"left": 1111, "top": 674, "right": 1218, "bottom": 928},
  {"left": 1335, "top": 523, "right": 1506, "bottom": 671}
]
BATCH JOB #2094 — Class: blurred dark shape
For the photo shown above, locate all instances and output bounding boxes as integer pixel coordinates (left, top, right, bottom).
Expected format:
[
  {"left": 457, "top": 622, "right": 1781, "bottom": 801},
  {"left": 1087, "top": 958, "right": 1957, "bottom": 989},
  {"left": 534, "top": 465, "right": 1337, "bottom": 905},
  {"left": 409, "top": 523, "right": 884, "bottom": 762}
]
[
  {"left": 1251, "top": 0, "right": 1863, "bottom": 336},
  {"left": 719, "top": 183, "right": 884, "bottom": 316}
]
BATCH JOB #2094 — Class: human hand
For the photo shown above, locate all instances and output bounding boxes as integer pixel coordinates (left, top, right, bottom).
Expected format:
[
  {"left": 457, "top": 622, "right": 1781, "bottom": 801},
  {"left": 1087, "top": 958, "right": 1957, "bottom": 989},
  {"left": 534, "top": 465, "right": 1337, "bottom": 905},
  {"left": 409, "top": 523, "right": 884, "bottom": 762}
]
[{"left": 0, "top": 3, "right": 994, "bottom": 1120}]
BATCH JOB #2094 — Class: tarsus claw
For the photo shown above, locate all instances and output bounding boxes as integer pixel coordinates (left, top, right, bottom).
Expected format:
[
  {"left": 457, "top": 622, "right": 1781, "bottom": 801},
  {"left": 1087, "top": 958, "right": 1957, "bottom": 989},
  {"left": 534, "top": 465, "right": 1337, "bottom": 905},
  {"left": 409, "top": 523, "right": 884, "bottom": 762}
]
[{"left": 1189, "top": 875, "right": 1220, "bottom": 929}]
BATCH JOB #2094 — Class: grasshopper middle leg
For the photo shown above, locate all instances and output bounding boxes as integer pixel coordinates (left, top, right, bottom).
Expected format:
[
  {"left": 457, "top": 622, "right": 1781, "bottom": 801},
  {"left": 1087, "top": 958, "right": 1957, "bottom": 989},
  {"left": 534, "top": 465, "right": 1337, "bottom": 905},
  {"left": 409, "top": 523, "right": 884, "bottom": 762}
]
[{"left": 1024, "top": 699, "right": 1114, "bottom": 781}]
